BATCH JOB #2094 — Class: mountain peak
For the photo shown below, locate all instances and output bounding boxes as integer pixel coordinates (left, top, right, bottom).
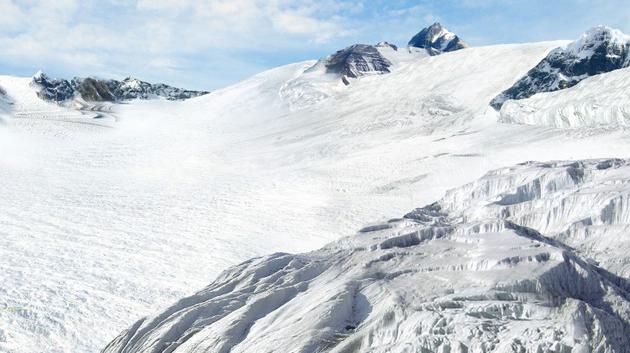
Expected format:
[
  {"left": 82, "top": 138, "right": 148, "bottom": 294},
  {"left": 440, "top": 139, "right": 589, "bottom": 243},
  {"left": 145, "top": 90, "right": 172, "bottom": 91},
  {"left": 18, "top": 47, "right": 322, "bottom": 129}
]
[
  {"left": 32, "top": 70, "right": 47, "bottom": 80},
  {"left": 408, "top": 23, "right": 468, "bottom": 55},
  {"left": 566, "top": 25, "right": 630, "bottom": 56}
]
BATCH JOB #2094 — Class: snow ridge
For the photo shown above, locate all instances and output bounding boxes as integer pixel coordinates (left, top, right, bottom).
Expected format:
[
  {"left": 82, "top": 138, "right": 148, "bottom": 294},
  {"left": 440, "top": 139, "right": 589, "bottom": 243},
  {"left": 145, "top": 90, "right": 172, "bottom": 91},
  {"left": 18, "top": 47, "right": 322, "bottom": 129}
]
[
  {"left": 491, "top": 26, "right": 630, "bottom": 109},
  {"left": 103, "top": 159, "right": 630, "bottom": 353}
]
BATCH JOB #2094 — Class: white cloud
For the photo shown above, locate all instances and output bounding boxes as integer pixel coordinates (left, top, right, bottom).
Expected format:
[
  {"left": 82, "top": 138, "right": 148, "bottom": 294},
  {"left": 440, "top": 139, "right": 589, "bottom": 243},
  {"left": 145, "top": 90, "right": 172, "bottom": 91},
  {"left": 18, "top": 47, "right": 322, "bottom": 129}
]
[
  {"left": 0, "top": 0, "right": 357, "bottom": 87},
  {"left": 0, "top": 0, "right": 24, "bottom": 30}
]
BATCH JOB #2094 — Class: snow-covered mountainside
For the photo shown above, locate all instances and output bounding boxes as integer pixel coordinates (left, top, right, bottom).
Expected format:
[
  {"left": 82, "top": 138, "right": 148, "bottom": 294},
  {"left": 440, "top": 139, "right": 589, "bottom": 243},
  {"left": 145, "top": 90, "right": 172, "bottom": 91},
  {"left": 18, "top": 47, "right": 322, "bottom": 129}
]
[
  {"left": 491, "top": 26, "right": 630, "bottom": 109},
  {"left": 3, "top": 28, "right": 630, "bottom": 353},
  {"left": 408, "top": 22, "right": 469, "bottom": 55},
  {"left": 309, "top": 23, "right": 465, "bottom": 85},
  {"left": 499, "top": 66, "right": 630, "bottom": 128},
  {"left": 0, "top": 74, "right": 111, "bottom": 132},
  {"left": 103, "top": 159, "right": 630, "bottom": 353},
  {"left": 32, "top": 71, "right": 209, "bottom": 103}
]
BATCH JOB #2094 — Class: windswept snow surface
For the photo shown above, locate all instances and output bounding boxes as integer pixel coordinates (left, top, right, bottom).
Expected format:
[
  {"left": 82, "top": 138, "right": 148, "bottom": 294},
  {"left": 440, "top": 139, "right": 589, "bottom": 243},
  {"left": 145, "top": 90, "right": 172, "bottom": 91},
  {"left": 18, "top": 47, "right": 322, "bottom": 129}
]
[
  {"left": 104, "top": 159, "right": 630, "bottom": 353},
  {"left": 2, "top": 41, "right": 630, "bottom": 353}
]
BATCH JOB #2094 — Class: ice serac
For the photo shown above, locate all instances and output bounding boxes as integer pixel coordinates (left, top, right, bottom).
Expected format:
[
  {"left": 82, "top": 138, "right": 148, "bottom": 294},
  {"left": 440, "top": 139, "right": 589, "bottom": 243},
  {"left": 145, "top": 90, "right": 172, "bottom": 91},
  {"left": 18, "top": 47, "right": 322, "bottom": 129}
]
[
  {"left": 103, "top": 159, "right": 630, "bottom": 353},
  {"left": 31, "top": 72, "right": 209, "bottom": 103},
  {"left": 491, "top": 26, "right": 630, "bottom": 109},
  {"left": 408, "top": 22, "right": 469, "bottom": 55}
]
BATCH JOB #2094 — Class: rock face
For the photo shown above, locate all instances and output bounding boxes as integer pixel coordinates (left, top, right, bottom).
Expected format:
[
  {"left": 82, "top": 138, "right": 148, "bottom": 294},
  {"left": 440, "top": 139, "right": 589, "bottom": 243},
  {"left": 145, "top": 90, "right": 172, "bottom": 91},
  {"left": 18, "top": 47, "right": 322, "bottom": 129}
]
[
  {"left": 491, "top": 26, "right": 630, "bottom": 109},
  {"left": 103, "top": 159, "right": 630, "bottom": 353},
  {"left": 323, "top": 44, "right": 393, "bottom": 84},
  {"left": 408, "top": 22, "right": 469, "bottom": 55},
  {"left": 31, "top": 72, "right": 209, "bottom": 103},
  {"left": 77, "top": 77, "right": 116, "bottom": 102},
  {"left": 33, "top": 71, "right": 77, "bottom": 102}
]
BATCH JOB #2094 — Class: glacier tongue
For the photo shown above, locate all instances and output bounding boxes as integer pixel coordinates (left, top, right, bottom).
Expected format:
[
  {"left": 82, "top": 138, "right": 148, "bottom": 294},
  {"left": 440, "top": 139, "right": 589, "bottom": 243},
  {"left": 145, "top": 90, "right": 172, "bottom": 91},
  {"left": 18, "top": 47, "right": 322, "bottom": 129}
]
[{"left": 103, "top": 159, "right": 630, "bottom": 353}]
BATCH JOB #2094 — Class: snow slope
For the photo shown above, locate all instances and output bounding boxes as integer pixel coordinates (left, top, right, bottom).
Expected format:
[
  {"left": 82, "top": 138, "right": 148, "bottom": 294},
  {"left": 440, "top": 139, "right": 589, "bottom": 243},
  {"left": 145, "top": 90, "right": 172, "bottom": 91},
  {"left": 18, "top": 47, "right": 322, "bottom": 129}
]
[
  {"left": 491, "top": 26, "right": 630, "bottom": 109},
  {"left": 103, "top": 159, "right": 630, "bottom": 353},
  {"left": 499, "top": 66, "right": 630, "bottom": 128},
  {"left": 2, "top": 40, "right": 630, "bottom": 353}
]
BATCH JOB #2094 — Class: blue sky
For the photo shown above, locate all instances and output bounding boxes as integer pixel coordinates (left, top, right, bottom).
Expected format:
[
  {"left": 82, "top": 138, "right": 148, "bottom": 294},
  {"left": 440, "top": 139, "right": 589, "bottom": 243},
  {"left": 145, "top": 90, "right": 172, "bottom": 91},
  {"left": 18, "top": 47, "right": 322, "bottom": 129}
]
[{"left": 0, "top": 0, "right": 628, "bottom": 90}]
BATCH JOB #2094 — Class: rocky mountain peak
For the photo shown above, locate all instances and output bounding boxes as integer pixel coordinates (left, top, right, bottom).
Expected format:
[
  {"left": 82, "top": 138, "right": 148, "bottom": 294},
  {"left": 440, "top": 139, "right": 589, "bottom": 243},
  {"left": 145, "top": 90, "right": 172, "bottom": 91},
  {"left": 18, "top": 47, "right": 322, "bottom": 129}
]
[
  {"left": 408, "top": 22, "right": 469, "bottom": 55},
  {"left": 567, "top": 25, "right": 630, "bottom": 56}
]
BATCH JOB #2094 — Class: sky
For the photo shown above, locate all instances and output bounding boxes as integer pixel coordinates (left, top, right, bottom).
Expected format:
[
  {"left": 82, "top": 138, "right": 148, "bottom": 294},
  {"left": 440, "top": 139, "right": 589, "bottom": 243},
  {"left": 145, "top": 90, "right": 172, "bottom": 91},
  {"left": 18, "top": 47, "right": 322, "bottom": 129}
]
[{"left": 0, "top": 0, "right": 629, "bottom": 91}]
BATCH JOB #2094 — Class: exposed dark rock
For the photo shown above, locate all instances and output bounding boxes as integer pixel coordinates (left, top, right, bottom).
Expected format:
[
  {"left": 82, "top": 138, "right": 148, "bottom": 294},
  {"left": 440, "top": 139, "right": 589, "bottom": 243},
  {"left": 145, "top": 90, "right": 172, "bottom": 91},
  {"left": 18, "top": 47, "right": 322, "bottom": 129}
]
[
  {"left": 31, "top": 72, "right": 209, "bottom": 103},
  {"left": 408, "top": 22, "right": 468, "bottom": 55},
  {"left": 76, "top": 78, "right": 116, "bottom": 102},
  {"left": 324, "top": 44, "right": 392, "bottom": 82},
  {"left": 33, "top": 72, "right": 76, "bottom": 101},
  {"left": 491, "top": 26, "right": 630, "bottom": 109}
]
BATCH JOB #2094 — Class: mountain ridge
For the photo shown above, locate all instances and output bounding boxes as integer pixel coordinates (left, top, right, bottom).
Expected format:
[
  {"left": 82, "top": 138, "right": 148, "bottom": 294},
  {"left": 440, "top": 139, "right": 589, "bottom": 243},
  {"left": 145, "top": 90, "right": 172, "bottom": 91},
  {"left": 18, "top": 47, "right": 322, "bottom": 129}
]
[{"left": 31, "top": 71, "right": 209, "bottom": 103}]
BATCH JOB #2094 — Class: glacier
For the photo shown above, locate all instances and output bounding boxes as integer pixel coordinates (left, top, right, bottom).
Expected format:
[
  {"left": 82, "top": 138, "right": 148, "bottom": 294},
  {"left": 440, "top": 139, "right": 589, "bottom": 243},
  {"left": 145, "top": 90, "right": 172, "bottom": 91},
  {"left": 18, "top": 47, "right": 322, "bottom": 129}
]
[
  {"left": 103, "top": 159, "right": 630, "bottom": 353},
  {"left": 1, "top": 26, "right": 630, "bottom": 353}
]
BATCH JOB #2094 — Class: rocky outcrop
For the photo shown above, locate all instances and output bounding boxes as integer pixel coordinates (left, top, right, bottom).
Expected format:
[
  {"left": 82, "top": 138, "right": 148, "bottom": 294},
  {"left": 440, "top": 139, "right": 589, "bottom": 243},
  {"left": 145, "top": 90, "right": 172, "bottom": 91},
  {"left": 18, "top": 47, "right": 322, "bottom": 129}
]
[
  {"left": 323, "top": 44, "right": 393, "bottom": 84},
  {"left": 408, "top": 22, "right": 469, "bottom": 55},
  {"left": 31, "top": 72, "right": 209, "bottom": 103}
]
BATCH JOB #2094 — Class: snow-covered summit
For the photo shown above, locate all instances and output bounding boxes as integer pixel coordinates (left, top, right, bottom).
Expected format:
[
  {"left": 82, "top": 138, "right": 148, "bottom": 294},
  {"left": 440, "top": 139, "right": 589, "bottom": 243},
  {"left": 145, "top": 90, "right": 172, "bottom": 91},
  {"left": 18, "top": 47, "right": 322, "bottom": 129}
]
[
  {"left": 31, "top": 72, "right": 209, "bottom": 103},
  {"left": 491, "top": 25, "right": 630, "bottom": 109},
  {"left": 408, "top": 22, "right": 469, "bottom": 55},
  {"left": 103, "top": 159, "right": 630, "bottom": 353}
]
